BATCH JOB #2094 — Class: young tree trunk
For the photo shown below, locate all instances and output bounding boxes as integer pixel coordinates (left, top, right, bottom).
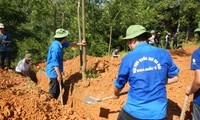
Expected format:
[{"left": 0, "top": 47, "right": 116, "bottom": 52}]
[
  {"left": 185, "top": 26, "right": 190, "bottom": 43},
  {"left": 82, "top": 0, "right": 86, "bottom": 80},
  {"left": 53, "top": 1, "right": 57, "bottom": 31},
  {"left": 108, "top": 11, "right": 120, "bottom": 55},
  {"left": 177, "top": 19, "right": 180, "bottom": 33},
  {"left": 77, "top": 0, "right": 83, "bottom": 69},
  {"left": 108, "top": 24, "right": 112, "bottom": 55}
]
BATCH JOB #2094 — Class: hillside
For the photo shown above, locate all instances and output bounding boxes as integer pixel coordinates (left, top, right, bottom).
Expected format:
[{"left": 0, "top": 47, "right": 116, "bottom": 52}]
[{"left": 0, "top": 45, "right": 199, "bottom": 120}]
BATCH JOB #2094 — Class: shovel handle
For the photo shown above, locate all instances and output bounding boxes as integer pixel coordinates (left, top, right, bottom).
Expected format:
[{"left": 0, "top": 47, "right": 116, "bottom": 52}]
[
  {"left": 119, "top": 91, "right": 128, "bottom": 96},
  {"left": 180, "top": 94, "right": 189, "bottom": 120},
  {"left": 59, "top": 82, "right": 64, "bottom": 105},
  {"left": 100, "top": 96, "right": 113, "bottom": 101},
  {"left": 99, "top": 91, "right": 128, "bottom": 102}
]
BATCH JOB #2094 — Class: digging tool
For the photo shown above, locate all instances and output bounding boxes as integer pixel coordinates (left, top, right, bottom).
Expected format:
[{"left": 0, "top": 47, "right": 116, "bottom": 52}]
[
  {"left": 83, "top": 91, "right": 128, "bottom": 104},
  {"left": 180, "top": 94, "right": 189, "bottom": 120},
  {"left": 59, "top": 82, "right": 64, "bottom": 105}
]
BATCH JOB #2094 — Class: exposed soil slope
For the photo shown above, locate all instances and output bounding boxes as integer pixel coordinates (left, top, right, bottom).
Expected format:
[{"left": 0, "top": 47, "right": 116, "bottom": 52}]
[{"left": 0, "top": 45, "right": 199, "bottom": 120}]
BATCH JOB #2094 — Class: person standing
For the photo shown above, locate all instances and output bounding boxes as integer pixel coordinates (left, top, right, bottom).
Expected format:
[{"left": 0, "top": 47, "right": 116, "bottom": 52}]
[
  {"left": 165, "top": 32, "right": 171, "bottom": 49},
  {"left": 15, "top": 53, "right": 32, "bottom": 76},
  {"left": 185, "top": 24, "right": 200, "bottom": 120},
  {"left": 173, "top": 32, "right": 178, "bottom": 49},
  {"left": 112, "top": 25, "right": 179, "bottom": 120},
  {"left": 148, "top": 30, "right": 155, "bottom": 46},
  {"left": 46, "top": 28, "right": 86, "bottom": 99},
  {"left": 0, "top": 23, "right": 13, "bottom": 69},
  {"left": 155, "top": 32, "right": 161, "bottom": 47}
]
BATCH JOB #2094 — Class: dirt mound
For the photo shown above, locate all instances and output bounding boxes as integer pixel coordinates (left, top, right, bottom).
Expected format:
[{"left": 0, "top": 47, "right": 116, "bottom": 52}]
[
  {"left": 1, "top": 45, "right": 199, "bottom": 120},
  {"left": 168, "top": 45, "right": 198, "bottom": 57},
  {"left": 0, "top": 69, "right": 87, "bottom": 120}
]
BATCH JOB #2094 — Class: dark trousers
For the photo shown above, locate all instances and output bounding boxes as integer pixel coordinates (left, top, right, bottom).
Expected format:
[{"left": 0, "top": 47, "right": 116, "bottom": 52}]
[
  {"left": 0, "top": 51, "right": 10, "bottom": 69},
  {"left": 173, "top": 41, "right": 178, "bottom": 49},
  {"left": 155, "top": 41, "right": 161, "bottom": 47},
  {"left": 166, "top": 42, "right": 170, "bottom": 49},
  {"left": 117, "top": 109, "right": 139, "bottom": 120},
  {"left": 49, "top": 78, "right": 60, "bottom": 99},
  {"left": 117, "top": 108, "right": 166, "bottom": 120},
  {"left": 193, "top": 102, "right": 200, "bottom": 120}
]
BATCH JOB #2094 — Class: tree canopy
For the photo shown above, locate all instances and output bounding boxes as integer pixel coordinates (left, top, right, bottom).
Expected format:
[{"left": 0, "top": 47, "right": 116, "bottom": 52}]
[{"left": 1, "top": 0, "right": 200, "bottom": 67}]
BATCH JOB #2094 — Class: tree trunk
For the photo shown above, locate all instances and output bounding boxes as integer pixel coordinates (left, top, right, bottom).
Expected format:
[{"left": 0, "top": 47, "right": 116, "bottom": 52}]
[
  {"left": 82, "top": 0, "right": 86, "bottom": 80},
  {"left": 77, "top": 0, "right": 83, "bottom": 69},
  {"left": 53, "top": 1, "right": 57, "bottom": 31},
  {"left": 177, "top": 19, "right": 180, "bottom": 33},
  {"left": 108, "top": 11, "right": 120, "bottom": 55},
  {"left": 108, "top": 24, "right": 112, "bottom": 55},
  {"left": 185, "top": 25, "right": 190, "bottom": 43}
]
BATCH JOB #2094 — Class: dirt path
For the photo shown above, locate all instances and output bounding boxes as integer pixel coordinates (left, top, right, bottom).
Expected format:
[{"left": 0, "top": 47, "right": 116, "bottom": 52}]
[{"left": 0, "top": 45, "right": 199, "bottom": 120}]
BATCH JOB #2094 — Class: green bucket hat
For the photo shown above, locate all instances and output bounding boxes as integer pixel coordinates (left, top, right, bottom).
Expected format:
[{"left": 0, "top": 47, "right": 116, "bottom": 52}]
[
  {"left": 54, "top": 28, "right": 69, "bottom": 38},
  {"left": 25, "top": 53, "right": 32, "bottom": 60},
  {"left": 150, "top": 30, "right": 155, "bottom": 33},
  {"left": 123, "top": 25, "right": 151, "bottom": 40}
]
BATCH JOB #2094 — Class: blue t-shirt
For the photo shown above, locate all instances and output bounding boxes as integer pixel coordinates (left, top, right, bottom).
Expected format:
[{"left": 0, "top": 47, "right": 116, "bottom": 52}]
[
  {"left": 46, "top": 40, "right": 69, "bottom": 78},
  {"left": 0, "top": 33, "right": 12, "bottom": 51},
  {"left": 114, "top": 42, "right": 179, "bottom": 119},
  {"left": 191, "top": 47, "right": 200, "bottom": 105}
]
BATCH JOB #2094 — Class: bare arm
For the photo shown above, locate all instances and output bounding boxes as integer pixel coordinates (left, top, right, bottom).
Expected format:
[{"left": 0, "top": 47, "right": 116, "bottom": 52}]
[
  {"left": 112, "top": 86, "right": 123, "bottom": 99},
  {"left": 54, "top": 66, "right": 62, "bottom": 82},
  {"left": 186, "top": 70, "right": 200, "bottom": 95},
  {"left": 69, "top": 39, "right": 86, "bottom": 47},
  {"left": 166, "top": 75, "right": 179, "bottom": 85}
]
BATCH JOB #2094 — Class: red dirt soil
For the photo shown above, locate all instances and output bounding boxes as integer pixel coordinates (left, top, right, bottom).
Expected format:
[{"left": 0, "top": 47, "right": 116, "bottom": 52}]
[{"left": 0, "top": 45, "right": 199, "bottom": 120}]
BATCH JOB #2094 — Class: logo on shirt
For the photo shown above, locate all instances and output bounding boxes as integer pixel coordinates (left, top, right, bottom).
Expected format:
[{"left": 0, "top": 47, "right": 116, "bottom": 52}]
[
  {"left": 133, "top": 56, "right": 161, "bottom": 73},
  {"left": 192, "top": 58, "right": 196, "bottom": 65}
]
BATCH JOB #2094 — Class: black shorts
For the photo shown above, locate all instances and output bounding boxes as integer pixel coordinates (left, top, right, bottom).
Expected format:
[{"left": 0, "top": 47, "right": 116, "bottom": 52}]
[{"left": 49, "top": 78, "right": 60, "bottom": 99}]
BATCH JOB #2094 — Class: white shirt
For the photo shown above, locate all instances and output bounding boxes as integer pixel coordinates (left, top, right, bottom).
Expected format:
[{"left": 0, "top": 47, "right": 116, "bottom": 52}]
[
  {"left": 165, "top": 35, "right": 170, "bottom": 42},
  {"left": 15, "top": 58, "right": 31, "bottom": 74},
  {"left": 149, "top": 35, "right": 155, "bottom": 44}
]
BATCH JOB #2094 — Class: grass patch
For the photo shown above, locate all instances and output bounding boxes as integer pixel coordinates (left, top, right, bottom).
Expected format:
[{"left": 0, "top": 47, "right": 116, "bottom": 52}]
[{"left": 86, "top": 69, "right": 100, "bottom": 78}]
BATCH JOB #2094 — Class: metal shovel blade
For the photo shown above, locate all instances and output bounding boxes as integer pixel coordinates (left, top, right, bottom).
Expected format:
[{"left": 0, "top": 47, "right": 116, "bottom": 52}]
[
  {"left": 82, "top": 96, "right": 101, "bottom": 104},
  {"left": 83, "top": 96, "right": 113, "bottom": 104},
  {"left": 83, "top": 91, "right": 128, "bottom": 105}
]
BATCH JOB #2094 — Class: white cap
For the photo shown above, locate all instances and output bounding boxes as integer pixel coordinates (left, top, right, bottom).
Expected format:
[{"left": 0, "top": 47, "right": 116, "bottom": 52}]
[{"left": 0, "top": 23, "right": 4, "bottom": 28}]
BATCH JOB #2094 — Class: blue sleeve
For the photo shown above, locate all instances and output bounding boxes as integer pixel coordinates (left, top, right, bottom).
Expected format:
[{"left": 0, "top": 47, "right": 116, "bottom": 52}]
[
  {"left": 5, "top": 33, "right": 12, "bottom": 44},
  {"left": 114, "top": 57, "right": 129, "bottom": 89},
  {"left": 62, "top": 41, "right": 69, "bottom": 48},
  {"left": 166, "top": 52, "right": 179, "bottom": 78},
  {"left": 50, "top": 47, "right": 60, "bottom": 67},
  {"left": 191, "top": 49, "right": 200, "bottom": 70}
]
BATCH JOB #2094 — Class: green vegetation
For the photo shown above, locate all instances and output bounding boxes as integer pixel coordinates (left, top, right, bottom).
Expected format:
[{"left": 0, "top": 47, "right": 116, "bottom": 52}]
[
  {"left": 1, "top": 0, "right": 200, "bottom": 68},
  {"left": 86, "top": 69, "right": 100, "bottom": 78}
]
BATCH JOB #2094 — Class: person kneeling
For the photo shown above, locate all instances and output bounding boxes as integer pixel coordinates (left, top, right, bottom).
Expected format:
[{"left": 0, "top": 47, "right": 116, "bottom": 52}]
[{"left": 15, "top": 53, "right": 32, "bottom": 77}]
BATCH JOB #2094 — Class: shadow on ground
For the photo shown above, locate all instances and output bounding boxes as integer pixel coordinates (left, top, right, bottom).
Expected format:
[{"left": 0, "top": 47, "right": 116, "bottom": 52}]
[{"left": 62, "top": 72, "right": 82, "bottom": 105}]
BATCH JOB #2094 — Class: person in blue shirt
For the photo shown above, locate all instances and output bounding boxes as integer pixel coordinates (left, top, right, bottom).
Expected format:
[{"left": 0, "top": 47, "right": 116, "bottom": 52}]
[
  {"left": 0, "top": 23, "right": 13, "bottom": 69},
  {"left": 185, "top": 23, "right": 200, "bottom": 120},
  {"left": 46, "top": 28, "right": 86, "bottom": 99},
  {"left": 112, "top": 25, "right": 179, "bottom": 120}
]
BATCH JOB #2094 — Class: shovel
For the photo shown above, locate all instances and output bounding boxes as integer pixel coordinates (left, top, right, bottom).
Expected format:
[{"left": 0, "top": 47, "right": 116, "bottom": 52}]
[
  {"left": 180, "top": 94, "right": 189, "bottom": 120},
  {"left": 83, "top": 91, "right": 128, "bottom": 104},
  {"left": 59, "top": 81, "right": 64, "bottom": 105}
]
